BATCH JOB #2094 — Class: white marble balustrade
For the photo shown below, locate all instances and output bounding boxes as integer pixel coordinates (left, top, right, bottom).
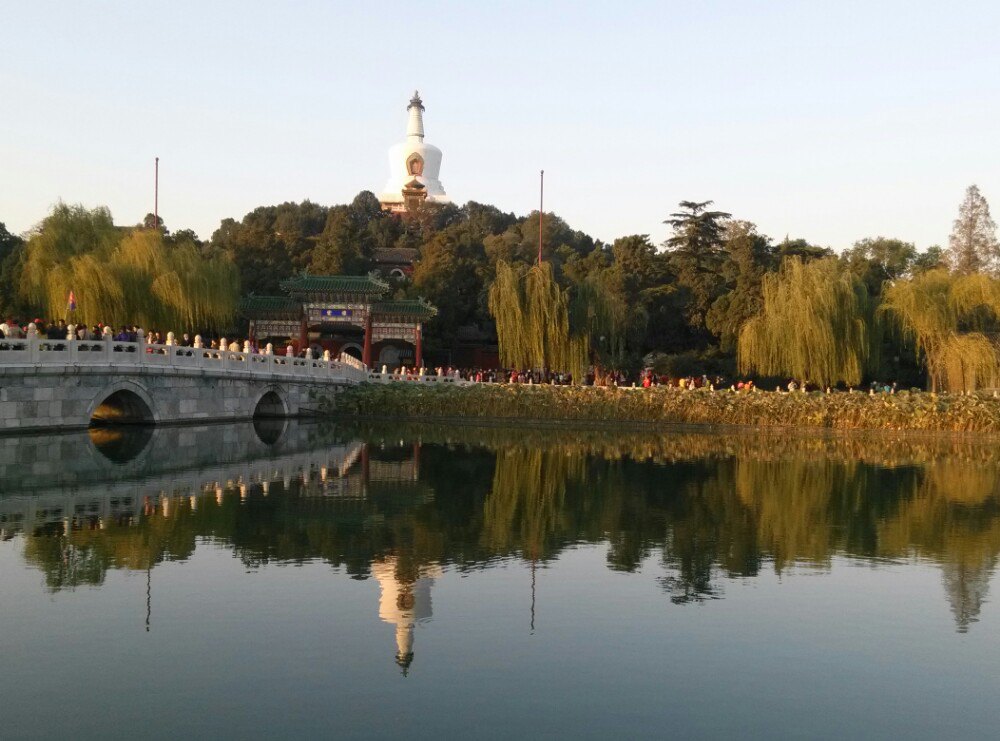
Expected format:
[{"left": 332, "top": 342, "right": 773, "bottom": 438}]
[{"left": 0, "top": 337, "right": 370, "bottom": 385}]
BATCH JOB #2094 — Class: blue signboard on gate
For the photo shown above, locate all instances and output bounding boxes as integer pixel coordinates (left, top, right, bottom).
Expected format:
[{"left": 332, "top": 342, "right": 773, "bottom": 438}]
[{"left": 307, "top": 305, "right": 363, "bottom": 324}]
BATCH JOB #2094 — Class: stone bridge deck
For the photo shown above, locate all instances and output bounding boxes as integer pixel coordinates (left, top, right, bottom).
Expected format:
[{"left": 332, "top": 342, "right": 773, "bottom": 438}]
[{"left": 0, "top": 337, "right": 370, "bottom": 432}]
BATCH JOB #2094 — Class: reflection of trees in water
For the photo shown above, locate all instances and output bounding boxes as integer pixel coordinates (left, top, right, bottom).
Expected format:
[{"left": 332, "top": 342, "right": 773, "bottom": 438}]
[
  {"left": 14, "top": 429, "right": 1000, "bottom": 630},
  {"left": 878, "top": 461, "right": 1000, "bottom": 632},
  {"left": 22, "top": 498, "right": 197, "bottom": 591},
  {"left": 23, "top": 523, "right": 112, "bottom": 590},
  {"left": 481, "top": 448, "right": 584, "bottom": 559},
  {"left": 733, "top": 459, "right": 923, "bottom": 571},
  {"left": 654, "top": 461, "right": 759, "bottom": 603}
]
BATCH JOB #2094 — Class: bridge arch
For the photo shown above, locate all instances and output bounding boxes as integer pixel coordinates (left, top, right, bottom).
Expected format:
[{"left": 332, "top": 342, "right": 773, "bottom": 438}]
[
  {"left": 253, "top": 417, "right": 288, "bottom": 445},
  {"left": 340, "top": 343, "right": 363, "bottom": 361},
  {"left": 252, "top": 386, "right": 289, "bottom": 419},
  {"left": 89, "top": 381, "right": 158, "bottom": 426},
  {"left": 87, "top": 425, "right": 155, "bottom": 465}
]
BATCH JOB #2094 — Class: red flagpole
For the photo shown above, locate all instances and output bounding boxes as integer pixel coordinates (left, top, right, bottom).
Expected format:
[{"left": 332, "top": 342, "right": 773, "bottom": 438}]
[
  {"left": 154, "top": 156, "right": 159, "bottom": 229},
  {"left": 538, "top": 170, "right": 544, "bottom": 265}
]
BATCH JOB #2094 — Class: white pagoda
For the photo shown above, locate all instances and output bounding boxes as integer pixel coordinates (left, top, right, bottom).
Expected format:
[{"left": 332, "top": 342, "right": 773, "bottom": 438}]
[{"left": 379, "top": 91, "right": 451, "bottom": 213}]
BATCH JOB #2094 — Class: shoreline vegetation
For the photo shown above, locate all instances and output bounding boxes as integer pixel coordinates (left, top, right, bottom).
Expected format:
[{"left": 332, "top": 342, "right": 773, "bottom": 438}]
[{"left": 329, "top": 383, "right": 1000, "bottom": 435}]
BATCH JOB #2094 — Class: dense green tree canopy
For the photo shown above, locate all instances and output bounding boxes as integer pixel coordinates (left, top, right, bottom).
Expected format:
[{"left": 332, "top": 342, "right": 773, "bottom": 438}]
[
  {"left": 211, "top": 200, "right": 328, "bottom": 294},
  {"left": 663, "top": 200, "right": 732, "bottom": 331},
  {"left": 411, "top": 226, "right": 486, "bottom": 340},
  {"left": 843, "top": 236, "right": 917, "bottom": 296},
  {"left": 5, "top": 185, "right": 994, "bottom": 387},
  {"left": 706, "top": 221, "right": 773, "bottom": 351},
  {"left": 0, "top": 222, "right": 28, "bottom": 318}
]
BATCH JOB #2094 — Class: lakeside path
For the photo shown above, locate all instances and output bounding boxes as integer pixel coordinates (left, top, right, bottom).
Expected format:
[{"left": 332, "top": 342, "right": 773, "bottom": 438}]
[{"left": 329, "top": 384, "right": 1000, "bottom": 435}]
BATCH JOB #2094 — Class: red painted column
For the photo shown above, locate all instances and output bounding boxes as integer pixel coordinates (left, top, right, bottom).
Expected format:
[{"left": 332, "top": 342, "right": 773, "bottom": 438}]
[
  {"left": 414, "top": 323, "right": 423, "bottom": 369},
  {"left": 362, "top": 313, "right": 372, "bottom": 368},
  {"left": 299, "top": 316, "right": 308, "bottom": 354}
]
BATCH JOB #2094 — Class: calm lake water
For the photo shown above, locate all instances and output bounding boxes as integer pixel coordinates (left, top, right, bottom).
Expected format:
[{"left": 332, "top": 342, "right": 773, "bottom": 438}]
[{"left": 1, "top": 419, "right": 999, "bottom": 740}]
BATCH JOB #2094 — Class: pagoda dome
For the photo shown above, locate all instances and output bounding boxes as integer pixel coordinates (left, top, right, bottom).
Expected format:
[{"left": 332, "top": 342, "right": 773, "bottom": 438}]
[{"left": 379, "top": 92, "right": 451, "bottom": 212}]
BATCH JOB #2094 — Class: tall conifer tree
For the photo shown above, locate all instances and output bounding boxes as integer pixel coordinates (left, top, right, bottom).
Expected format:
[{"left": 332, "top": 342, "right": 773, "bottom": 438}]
[{"left": 948, "top": 185, "right": 999, "bottom": 275}]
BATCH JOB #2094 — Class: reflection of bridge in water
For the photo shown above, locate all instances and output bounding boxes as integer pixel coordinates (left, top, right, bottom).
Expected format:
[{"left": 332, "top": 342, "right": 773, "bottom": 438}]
[
  {"left": 0, "top": 421, "right": 421, "bottom": 539},
  {"left": 4, "top": 422, "right": 999, "bottom": 647},
  {"left": 0, "top": 420, "right": 436, "bottom": 671}
]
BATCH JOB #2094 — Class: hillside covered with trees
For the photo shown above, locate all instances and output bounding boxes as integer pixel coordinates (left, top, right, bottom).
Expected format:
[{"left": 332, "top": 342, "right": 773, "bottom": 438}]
[{"left": 3, "top": 184, "right": 998, "bottom": 391}]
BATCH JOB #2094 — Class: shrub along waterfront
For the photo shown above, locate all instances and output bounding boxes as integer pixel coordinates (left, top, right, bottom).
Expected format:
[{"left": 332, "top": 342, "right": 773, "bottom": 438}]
[{"left": 331, "top": 383, "right": 1000, "bottom": 434}]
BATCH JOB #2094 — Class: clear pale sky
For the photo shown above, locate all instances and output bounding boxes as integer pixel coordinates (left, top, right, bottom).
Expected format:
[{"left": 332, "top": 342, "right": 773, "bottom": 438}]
[{"left": 3, "top": 0, "right": 998, "bottom": 250}]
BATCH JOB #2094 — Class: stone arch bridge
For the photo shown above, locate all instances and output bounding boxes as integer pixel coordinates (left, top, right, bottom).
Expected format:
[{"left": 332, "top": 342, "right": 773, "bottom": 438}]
[{"left": 0, "top": 337, "right": 370, "bottom": 432}]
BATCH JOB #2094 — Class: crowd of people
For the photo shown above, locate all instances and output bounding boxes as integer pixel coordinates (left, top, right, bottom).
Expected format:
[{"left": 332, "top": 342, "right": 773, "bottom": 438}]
[
  {"left": 402, "top": 365, "right": 903, "bottom": 394},
  {"left": 3, "top": 316, "right": 904, "bottom": 392}
]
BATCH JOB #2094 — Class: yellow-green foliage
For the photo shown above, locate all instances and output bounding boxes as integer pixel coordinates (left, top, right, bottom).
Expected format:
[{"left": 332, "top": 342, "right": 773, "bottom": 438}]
[
  {"left": 569, "top": 273, "right": 632, "bottom": 364},
  {"left": 881, "top": 269, "right": 1000, "bottom": 392},
  {"left": 488, "top": 260, "right": 588, "bottom": 378},
  {"left": 481, "top": 448, "right": 583, "bottom": 557},
  {"left": 332, "top": 383, "right": 1000, "bottom": 434},
  {"left": 738, "top": 257, "right": 876, "bottom": 386},
  {"left": 20, "top": 203, "right": 239, "bottom": 330}
]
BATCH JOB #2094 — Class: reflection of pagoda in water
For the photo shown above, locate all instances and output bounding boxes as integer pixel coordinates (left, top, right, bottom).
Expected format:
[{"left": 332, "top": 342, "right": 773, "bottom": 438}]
[
  {"left": 372, "top": 557, "right": 440, "bottom": 675},
  {"left": 12, "top": 423, "right": 1000, "bottom": 640},
  {"left": 942, "top": 555, "right": 996, "bottom": 633}
]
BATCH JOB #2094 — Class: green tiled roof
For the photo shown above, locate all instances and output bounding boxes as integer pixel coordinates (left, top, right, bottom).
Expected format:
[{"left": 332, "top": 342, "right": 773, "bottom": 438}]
[
  {"left": 372, "top": 299, "right": 438, "bottom": 320},
  {"left": 280, "top": 273, "right": 390, "bottom": 297},
  {"left": 239, "top": 295, "right": 302, "bottom": 318},
  {"left": 374, "top": 247, "right": 419, "bottom": 264}
]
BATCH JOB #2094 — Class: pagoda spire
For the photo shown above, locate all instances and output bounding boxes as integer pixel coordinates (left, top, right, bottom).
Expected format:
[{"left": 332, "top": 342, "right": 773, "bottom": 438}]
[{"left": 407, "top": 91, "right": 425, "bottom": 140}]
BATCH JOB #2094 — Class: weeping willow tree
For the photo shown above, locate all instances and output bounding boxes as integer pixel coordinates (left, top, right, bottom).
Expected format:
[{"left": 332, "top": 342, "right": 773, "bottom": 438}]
[
  {"left": 488, "top": 260, "right": 589, "bottom": 378},
  {"left": 488, "top": 260, "right": 632, "bottom": 379},
  {"left": 880, "top": 269, "right": 1000, "bottom": 392},
  {"left": 569, "top": 271, "right": 634, "bottom": 367},
  {"left": 21, "top": 203, "right": 239, "bottom": 330},
  {"left": 738, "top": 257, "right": 877, "bottom": 386}
]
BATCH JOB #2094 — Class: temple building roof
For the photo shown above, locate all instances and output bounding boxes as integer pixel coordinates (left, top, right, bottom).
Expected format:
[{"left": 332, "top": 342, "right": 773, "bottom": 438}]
[
  {"left": 238, "top": 295, "right": 302, "bottom": 319},
  {"left": 280, "top": 273, "right": 390, "bottom": 299},
  {"left": 242, "top": 275, "right": 437, "bottom": 355},
  {"left": 372, "top": 299, "right": 438, "bottom": 320},
  {"left": 374, "top": 247, "right": 420, "bottom": 265}
]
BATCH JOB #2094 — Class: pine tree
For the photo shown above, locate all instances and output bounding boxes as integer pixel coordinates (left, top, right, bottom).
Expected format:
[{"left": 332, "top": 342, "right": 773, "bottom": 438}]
[
  {"left": 663, "top": 200, "right": 731, "bottom": 330},
  {"left": 948, "top": 185, "right": 999, "bottom": 275}
]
